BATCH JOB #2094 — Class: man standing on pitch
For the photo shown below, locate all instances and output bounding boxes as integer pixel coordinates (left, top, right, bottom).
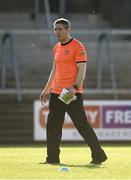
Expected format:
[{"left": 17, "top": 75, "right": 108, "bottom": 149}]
[{"left": 40, "top": 18, "right": 107, "bottom": 165}]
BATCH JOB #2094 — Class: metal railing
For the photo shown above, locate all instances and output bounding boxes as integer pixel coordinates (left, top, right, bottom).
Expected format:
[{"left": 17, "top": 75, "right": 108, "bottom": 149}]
[
  {"left": 34, "top": 0, "right": 55, "bottom": 45},
  {"left": 96, "top": 31, "right": 117, "bottom": 99},
  {"left": 0, "top": 32, "right": 22, "bottom": 101},
  {"left": 59, "top": 0, "right": 66, "bottom": 17},
  {"left": 0, "top": 29, "right": 130, "bottom": 98}
]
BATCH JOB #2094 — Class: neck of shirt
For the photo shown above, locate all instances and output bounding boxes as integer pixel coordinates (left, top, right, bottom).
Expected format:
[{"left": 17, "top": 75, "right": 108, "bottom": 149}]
[{"left": 60, "top": 38, "right": 73, "bottom": 46}]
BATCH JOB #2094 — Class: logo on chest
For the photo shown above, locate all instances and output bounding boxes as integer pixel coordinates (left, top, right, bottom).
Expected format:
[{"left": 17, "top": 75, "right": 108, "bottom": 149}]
[{"left": 64, "top": 50, "right": 69, "bottom": 55}]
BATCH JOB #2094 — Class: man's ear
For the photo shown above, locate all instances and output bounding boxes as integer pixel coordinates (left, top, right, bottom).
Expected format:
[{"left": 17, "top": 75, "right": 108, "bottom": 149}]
[{"left": 67, "top": 28, "right": 71, "bottom": 33}]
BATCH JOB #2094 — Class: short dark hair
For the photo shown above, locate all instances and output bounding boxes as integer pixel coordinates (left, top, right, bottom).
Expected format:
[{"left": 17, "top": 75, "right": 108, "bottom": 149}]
[{"left": 53, "top": 18, "right": 71, "bottom": 29}]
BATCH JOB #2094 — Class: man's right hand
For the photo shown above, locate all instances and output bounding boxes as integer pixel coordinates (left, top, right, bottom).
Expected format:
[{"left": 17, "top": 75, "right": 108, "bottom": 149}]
[{"left": 40, "top": 90, "right": 49, "bottom": 105}]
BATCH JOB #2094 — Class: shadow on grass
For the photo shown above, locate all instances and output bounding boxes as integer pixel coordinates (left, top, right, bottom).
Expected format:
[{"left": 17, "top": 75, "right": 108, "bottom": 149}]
[
  {"left": 60, "top": 163, "right": 103, "bottom": 168},
  {"left": 39, "top": 162, "right": 103, "bottom": 168}
]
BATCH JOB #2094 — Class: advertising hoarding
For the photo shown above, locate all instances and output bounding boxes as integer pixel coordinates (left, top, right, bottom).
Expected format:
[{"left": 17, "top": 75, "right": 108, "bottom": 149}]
[{"left": 34, "top": 100, "right": 131, "bottom": 141}]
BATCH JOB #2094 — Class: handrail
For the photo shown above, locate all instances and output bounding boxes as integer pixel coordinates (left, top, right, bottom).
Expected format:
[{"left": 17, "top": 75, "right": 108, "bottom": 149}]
[
  {"left": 33, "top": 0, "right": 55, "bottom": 45},
  {"left": 59, "top": 0, "right": 66, "bottom": 17},
  {"left": 96, "top": 31, "right": 117, "bottom": 99},
  {"left": 34, "top": 0, "right": 40, "bottom": 26},
  {"left": 0, "top": 32, "right": 22, "bottom": 101},
  {"left": 44, "top": 0, "right": 55, "bottom": 45},
  {"left": 0, "top": 29, "right": 130, "bottom": 35}
]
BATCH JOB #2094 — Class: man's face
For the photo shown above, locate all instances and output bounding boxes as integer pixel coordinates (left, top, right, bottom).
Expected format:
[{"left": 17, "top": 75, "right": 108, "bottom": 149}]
[{"left": 54, "top": 23, "right": 70, "bottom": 42}]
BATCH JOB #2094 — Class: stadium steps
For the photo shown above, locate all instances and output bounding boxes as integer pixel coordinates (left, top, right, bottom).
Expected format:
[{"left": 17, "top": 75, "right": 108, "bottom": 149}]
[
  {"left": 0, "top": 94, "right": 37, "bottom": 144},
  {"left": 2, "top": 71, "right": 131, "bottom": 89},
  {"left": 0, "top": 89, "right": 131, "bottom": 144}
]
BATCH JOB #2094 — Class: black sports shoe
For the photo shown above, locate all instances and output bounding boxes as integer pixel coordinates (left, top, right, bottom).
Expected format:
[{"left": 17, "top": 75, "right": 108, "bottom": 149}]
[
  {"left": 90, "top": 155, "right": 108, "bottom": 165},
  {"left": 90, "top": 149, "right": 108, "bottom": 165}
]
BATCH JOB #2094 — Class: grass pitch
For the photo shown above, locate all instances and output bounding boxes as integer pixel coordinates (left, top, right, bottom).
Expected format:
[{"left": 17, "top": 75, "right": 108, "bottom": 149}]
[{"left": 0, "top": 143, "right": 131, "bottom": 180}]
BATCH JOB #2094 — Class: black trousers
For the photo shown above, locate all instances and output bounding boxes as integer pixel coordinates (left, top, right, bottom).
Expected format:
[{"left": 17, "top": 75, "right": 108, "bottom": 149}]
[{"left": 46, "top": 93, "right": 104, "bottom": 162}]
